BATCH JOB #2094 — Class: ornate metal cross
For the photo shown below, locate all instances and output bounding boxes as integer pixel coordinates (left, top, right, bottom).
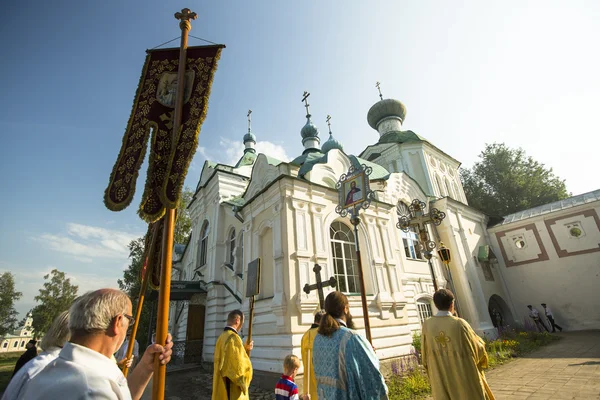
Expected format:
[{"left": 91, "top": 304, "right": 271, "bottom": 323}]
[
  {"left": 376, "top": 81, "right": 383, "bottom": 100},
  {"left": 247, "top": 109, "right": 252, "bottom": 131},
  {"left": 397, "top": 199, "right": 446, "bottom": 251},
  {"left": 302, "top": 91, "right": 311, "bottom": 116},
  {"left": 326, "top": 115, "right": 332, "bottom": 133},
  {"left": 303, "top": 264, "right": 337, "bottom": 310}
]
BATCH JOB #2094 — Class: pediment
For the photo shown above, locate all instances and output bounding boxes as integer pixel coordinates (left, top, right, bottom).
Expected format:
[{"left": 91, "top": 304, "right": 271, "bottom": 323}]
[
  {"left": 243, "top": 154, "right": 282, "bottom": 200},
  {"left": 302, "top": 149, "right": 353, "bottom": 188}
]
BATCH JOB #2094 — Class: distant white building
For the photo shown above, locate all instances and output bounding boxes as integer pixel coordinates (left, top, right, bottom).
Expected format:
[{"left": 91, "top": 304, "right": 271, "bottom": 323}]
[{"left": 1, "top": 313, "right": 34, "bottom": 353}]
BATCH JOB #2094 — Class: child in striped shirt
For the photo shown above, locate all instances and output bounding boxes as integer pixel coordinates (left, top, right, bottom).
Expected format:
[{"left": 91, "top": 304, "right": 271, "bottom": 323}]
[{"left": 275, "top": 354, "right": 310, "bottom": 400}]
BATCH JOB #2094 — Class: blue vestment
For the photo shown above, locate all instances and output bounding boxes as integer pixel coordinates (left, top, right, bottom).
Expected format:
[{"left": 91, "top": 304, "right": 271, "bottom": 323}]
[{"left": 312, "top": 327, "right": 388, "bottom": 400}]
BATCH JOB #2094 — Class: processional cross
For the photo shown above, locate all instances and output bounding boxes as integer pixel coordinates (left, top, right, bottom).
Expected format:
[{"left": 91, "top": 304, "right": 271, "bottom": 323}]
[{"left": 303, "top": 264, "right": 337, "bottom": 309}]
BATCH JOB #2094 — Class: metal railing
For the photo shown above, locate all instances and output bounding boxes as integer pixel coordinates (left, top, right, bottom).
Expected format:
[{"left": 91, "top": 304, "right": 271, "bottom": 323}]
[{"left": 168, "top": 339, "right": 203, "bottom": 369}]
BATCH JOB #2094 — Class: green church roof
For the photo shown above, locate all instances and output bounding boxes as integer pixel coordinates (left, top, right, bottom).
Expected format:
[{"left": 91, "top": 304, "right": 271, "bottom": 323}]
[
  {"left": 378, "top": 130, "right": 426, "bottom": 144},
  {"left": 298, "top": 152, "right": 390, "bottom": 181}
]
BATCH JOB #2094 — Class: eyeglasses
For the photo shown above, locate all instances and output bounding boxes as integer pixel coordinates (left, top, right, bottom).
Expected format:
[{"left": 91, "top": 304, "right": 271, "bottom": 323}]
[{"left": 123, "top": 314, "right": 135, "bottom": 326}]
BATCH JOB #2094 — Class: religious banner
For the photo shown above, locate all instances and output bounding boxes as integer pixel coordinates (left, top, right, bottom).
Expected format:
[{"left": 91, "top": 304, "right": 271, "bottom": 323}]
[
  {"left": 335, "top": 164, "right": 374, "bottom": 216},
  {"left": 104, "top": 44, "right": 225, "bottom": 222}
]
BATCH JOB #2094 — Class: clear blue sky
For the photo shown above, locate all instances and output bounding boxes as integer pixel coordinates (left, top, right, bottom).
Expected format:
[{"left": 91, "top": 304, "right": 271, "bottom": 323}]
[{"left": 1, "top": 1, "right": 598, "bottom": 319}]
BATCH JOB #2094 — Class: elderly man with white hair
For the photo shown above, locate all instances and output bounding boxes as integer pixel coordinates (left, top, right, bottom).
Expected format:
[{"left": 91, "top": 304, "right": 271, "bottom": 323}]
[{"left": 21, "top": 288, "right": 173, "bottom": 400}]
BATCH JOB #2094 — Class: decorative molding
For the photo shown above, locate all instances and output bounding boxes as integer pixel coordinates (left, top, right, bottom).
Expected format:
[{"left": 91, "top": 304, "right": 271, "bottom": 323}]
[
  {"left": 495, "top": 223, "right": 550, "bottom": 267},
  {"left": 544, "top": 209, "right": 600, "bottom": 258}
]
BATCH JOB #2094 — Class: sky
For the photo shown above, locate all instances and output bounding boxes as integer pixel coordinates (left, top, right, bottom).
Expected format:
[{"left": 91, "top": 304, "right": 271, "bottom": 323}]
[{"left": 1, "top": 1, "right": 598, "bottom": 320}]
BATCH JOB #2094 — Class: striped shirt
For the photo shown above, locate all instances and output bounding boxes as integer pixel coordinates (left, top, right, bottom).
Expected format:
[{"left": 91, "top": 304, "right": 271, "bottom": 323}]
[{"left": 275, "top": 374, "right": 299, "bottom": 400}]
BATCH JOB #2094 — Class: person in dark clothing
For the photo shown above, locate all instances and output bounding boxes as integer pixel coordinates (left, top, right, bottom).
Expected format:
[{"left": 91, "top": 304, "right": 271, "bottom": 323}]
[
  {"left": 12, "top": 340, "right": 38, "bottom": 377},
  {"left": 541, "top": 303, "right": 563, "bottom": 332}
]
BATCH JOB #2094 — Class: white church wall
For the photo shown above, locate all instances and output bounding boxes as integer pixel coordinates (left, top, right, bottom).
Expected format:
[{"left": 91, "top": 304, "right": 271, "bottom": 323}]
[{"left": 489, "top": 203, "right": 600, "bottom": 331}]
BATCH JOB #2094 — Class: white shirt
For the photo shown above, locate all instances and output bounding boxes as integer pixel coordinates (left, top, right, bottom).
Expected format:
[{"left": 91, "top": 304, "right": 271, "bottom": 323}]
[
  {"left": 435, "top": 311, "right": 453, "bottom": 317},
  {"left": 529, "top": 309, "right": 540, "bottom": 318},
  {"left": 21, "top": 342, "right": 132, "bottom": 400},
  {"left": 2, "top": 347, "right": 61, "bottom": 400},
  {"left": 544, "top": 307, "right": 553, "bottom": 317}
]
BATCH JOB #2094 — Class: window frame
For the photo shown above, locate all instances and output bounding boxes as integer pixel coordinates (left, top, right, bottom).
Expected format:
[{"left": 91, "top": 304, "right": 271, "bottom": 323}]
[
  {"left": 329, "top": 221, "right": 360, "bottom": 294},
  {"left": 401, "top": 227, "right": 424, "bottom": 260},
  {"left": 198, "top": 220, "right": 209, "bottom": 268},
  {"left": 417, "top": 299, "right": 433, "bottom": 324}
]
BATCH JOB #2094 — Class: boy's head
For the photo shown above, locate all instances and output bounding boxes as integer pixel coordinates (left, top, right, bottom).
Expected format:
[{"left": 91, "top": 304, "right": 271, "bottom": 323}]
[{"left": 283, "top": 354, "right": 301, "bottom": 377}]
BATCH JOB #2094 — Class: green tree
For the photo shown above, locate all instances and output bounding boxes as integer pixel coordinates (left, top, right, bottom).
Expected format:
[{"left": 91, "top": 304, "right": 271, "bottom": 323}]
[
  {"left": 31, "top": 269, "right": 78, "bottom": 337},
  {"left": 174, "top": 187, "right": 194, "bottom": 244},
  {"left": 0, "top": 272, "right": 23, "bottom": 336},
  {"left": 117, "top": 186, "right": 193, "bottom": 348},
  {"left": 460, "top": 143, "right": 569, "bottom": 216}
]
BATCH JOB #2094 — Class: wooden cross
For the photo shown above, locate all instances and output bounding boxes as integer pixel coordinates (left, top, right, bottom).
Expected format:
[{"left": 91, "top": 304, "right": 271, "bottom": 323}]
[
  {"left": 303, "top": 264, "right": 337, "bottom": 309},
  {"left": 302, "top": 91, "right": 311, "bottom": 116},
  {"left": 326, "top": 115, "right": 332, "bottom": 133},
  {"left": 375, "top": 81, "right": 383, "bottom": 100}
]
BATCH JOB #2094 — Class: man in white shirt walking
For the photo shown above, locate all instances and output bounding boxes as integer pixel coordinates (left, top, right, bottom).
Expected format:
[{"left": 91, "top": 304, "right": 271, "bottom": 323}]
[
  {"left": 527, "top": 305, "right": 549, "bottom": 332},
  {"left": 541, "top": 303, "right": 563, "bottom": 332},
  {"left": 21, "top": 288, "right": 173, "bottom": 400}
]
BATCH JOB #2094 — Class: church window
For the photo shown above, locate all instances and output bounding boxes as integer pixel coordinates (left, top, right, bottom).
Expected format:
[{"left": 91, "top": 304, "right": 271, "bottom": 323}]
[
  {"left": 228, "top": 228, "right": 236, "bottom": 265},
  {"left": 417, "top": 299, "right": 433, "bottom": 324},
  {"left": 2, "top": 342, "right": 7, "bottom": 348},
  {"left": 330, "top": 221, "right": 360, "bottom": 294},
  {"left": 435, "top": 175, "right": 446, "bottom": 197},
  {"left": 20, "top": 341, "right": 25, "bottom": 347},
  {"left": 565, "top": 222, "right": 585, "bottom": 238},
  {"left": 235, "top": 232, "right": 244, "bottom": 275},
  {"left": 198, "top": 220, "right": 209, "bottom": 268},
  {"left": 13, "top": 342, "right": 17, "bottom": 347},
  {"left": 445, "top": 178, "right": 454, "bottom": 199},
  {"left": 401, "top": 228, "right": 423, "bottom": 260},
  {"left": 513, "top": 236, "right": 526, "bottom": 249}
]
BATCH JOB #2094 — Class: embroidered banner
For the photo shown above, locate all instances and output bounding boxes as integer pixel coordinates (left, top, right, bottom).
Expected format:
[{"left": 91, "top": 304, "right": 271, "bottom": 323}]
[{"left": 104, "top": 45, "right": 224, "bottom": 222}]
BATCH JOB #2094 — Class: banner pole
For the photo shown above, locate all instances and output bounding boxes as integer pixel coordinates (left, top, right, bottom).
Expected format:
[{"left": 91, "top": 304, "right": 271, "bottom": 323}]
[{"left": 152, "top": 9, "right": 196, "bottom": 400}]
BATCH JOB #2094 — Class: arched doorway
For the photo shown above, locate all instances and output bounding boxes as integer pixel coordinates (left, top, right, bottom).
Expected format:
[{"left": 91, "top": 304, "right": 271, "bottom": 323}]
[{"left": 488, "top": 294, "right": 514, "bottom": 328}]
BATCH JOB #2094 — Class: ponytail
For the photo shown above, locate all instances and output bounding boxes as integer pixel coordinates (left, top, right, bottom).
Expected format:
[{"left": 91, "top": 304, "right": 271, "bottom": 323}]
[{"left": 318, "top": 313, "right": 340, "bottom": 337}]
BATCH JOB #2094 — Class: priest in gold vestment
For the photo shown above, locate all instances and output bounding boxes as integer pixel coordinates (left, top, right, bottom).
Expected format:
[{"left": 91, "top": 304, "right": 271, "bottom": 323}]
[
  {"left": 421, "top": 289, "right": 495, "bottom": 400},
  {"left": 212, "top": 310, "right": 254, "bottom": 400},
  {"left": 300, "top": 310, "right": 326, "bottom": 400}
]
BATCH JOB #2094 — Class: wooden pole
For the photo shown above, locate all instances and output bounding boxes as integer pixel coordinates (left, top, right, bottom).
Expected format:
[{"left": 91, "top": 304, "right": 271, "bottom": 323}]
[
  {"left": 245, "top": 296, "right": 255, "bottom": 356},
  {"left": 122, "top": 223, "right": 160, "bottom": 376},
  {"left": 152, "top": 9, "right": 196, "bottom": 399},
  {"left": 350, "top": 214, "right": 372, "bottom": 345}
]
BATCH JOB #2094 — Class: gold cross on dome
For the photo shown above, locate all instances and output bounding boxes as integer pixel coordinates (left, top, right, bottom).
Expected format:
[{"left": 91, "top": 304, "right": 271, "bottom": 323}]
[
  {"left": 174, "top": 8, "right": 197, "bottom": 22},
  {"left": 375, "top": 81, "right": 383, "bottom": 100},
  {"left": 302, "top": 91, "right": 311, "bottom": 116},
  {"left": 435, "top": 331, "right": 451, "bottom": 348}
]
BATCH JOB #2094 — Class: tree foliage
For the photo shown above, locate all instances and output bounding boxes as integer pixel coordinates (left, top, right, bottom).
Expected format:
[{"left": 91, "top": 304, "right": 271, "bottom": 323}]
[
  {"left": 118, "top": 186, "right": 193, "bottom": 348},
  {"left": 174, "top": 187, "right": 194, "bottom": 244},
  {"left": 460, "top": 143, "right": 569, "bottom": 217},
  {"left": 0, "top": 272, "right": 23, "bottom": 336},
  {"left": 31, "top": 269, "right": 78, "bottom": 337}
]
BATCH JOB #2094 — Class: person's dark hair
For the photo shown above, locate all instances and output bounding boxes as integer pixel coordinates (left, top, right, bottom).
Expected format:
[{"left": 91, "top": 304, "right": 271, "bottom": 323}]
[
  {"left": 227, "top": 310, "right": 244, "bottom": 325},
  {"left": 541, "top": 303, "right": 546, "bottom": 307},
  {"left": 318, "top": 292, "right": 348, "bottom": 337},
  {"left": 527, "top": 305, "right": 532, "bottom": 308},
  {"left": 433, "top": 288, "right": 454, "bottom": 311},
  {"left": 314, "top": 310, "right": 326, "bottom": 325},
  {"left": 27, "top": 339, "right": 37, "bottom": 346}
]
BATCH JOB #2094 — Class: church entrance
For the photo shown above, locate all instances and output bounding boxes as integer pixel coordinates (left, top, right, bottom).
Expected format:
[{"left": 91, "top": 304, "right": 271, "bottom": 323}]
[
  {"left": 184, "top": 303, "right": 205, "bottom": 364},
  {"left": 488, "top": 294, "right": 514, "bottom": 329}
]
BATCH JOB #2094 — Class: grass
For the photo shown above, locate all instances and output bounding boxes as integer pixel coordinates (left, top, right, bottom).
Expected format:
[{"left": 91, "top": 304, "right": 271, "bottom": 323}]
[
  {"left": 0, "top": 353, "right": 20, "bottom": 394},
  {"left": 386, "top": 328, "right": 561, "bottom": 400}
]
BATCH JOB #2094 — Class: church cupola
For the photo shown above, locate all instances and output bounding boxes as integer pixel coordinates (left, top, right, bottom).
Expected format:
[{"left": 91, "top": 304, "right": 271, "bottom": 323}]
[
  {"left": 243, "top": 109, "right": 256, "bottom": 153},
  {"left": 367, "top": 82, "right": 407, "bottom": 137},
  {"left": 321, "top": 114, "right": 344, "bottom": 153},
  {"left": 300, "top": 91, "right": 321, "bottom": 154}
]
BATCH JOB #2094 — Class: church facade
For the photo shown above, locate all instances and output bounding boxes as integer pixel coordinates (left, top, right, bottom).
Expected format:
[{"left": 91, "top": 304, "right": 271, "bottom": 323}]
[
  {"left": 1, "top": 313, "right": 34, "bottom": 353},
  {"left": 167, "top": 94, "right": 517, "bottom": 376}
]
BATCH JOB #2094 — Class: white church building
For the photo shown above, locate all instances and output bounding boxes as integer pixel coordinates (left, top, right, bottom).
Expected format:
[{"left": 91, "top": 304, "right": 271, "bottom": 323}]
[{"left": 166, "top": 94, "right": 600, "bottom": 381}]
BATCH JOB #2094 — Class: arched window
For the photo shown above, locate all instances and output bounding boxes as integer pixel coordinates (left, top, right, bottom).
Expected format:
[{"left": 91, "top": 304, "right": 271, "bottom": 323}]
[
  {"left": 330, "top": 221, "right": 359, "bottom": 294},
  {"left": 2, "top": 342, "right": 7, "bottom": 348},
  {"left": 13, "top": 341, "right": 18, "bottom": 347},
  {"left": 435, "top": 175, "right": 446, "bottom": 197},
  {"left": 235, "top": 231, "right": 244, "bottom": 274},
  {"left": 20, "top": 340, "right": 25, "bottom": 347},
  {"left": 259, "top": 228, "right": 274, "bottom": 299},
  {"left": 444, "top": 178, "right": 454, "bottom": 199},
  {"left": 417, "top": 298, "right": 433, "bottom": 324},
  {"left": 228, "top": 228, "right": 236, "bottom": 265},
  {"left": 197, "top": 220, "right": 209, "bottom": 268},
  {"left": 401, "top": 227, "right": 423, "bottom": 260}
]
